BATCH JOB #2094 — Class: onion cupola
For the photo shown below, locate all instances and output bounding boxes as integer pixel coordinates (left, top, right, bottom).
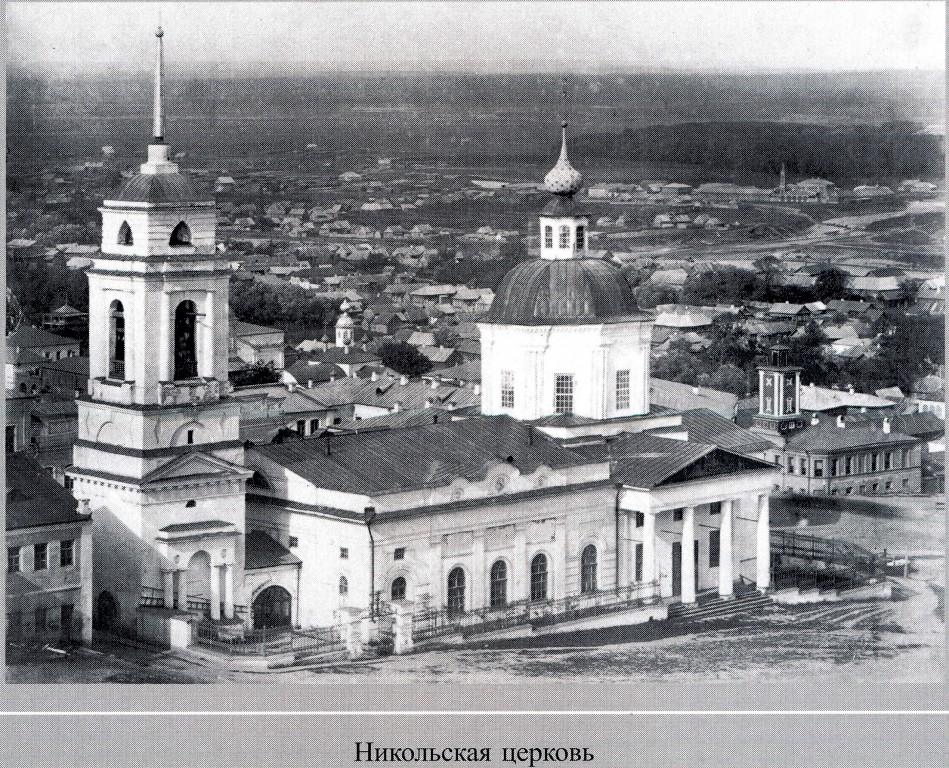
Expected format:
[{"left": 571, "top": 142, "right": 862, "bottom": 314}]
[{"left": 544, "top": 121, "right": 584, "bottom": 197}]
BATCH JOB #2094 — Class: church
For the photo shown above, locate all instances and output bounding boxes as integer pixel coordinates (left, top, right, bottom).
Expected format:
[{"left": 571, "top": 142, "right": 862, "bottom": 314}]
[{"left": 70, "top": 31, "right": 776, "bottom": 645}]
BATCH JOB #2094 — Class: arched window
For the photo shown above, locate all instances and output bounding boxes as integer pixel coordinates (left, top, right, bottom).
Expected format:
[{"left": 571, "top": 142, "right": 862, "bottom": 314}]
[
  {"left": 447, "top": 567, "right": 465, "bottom": 614},
  {"left": 174, "top": 300, "right": 198, "bottom": 380},
  {"left": 490, "top": 560, "right": 507, "bottom": 609},
  {"left": 248, "top": 471, "right": 272, "bottom": 490},
  {"left": 543, "top": 225, "right": 553, "bottom": 249},
  {"left": 117, "top": 221, "right": 133, "bottom": 245},
  {"left": 530, "top": 553, "right": 548, "bottom": 602},
  {"left": 581, "top": 544, "right": 598, "bottom": 594},
  {"left": 559, "top": 225, "right": 570, "bottom": 249},
  {"left": 339, "top": 575, "right": 348, "bottom": 596},
  {"left": 109, "top": 300, "right": 125, "bottom": 379},
  {"left": 117, "top": 221, "right": 134, "bottom": 246},
  {"left": 575, "top": 224, "right": 585, "bottom": 250},
  {"left": 391, "top": 576, "right": 406, "bottom": 602},
  {"left": 169, "top": 221, "right": 192, "bottom": 247}
]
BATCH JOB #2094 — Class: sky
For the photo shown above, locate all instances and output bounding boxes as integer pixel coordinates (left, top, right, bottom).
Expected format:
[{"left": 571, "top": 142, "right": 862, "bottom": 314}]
[{"left": 6, "top": 1, "right": 946, "bottom": 76}]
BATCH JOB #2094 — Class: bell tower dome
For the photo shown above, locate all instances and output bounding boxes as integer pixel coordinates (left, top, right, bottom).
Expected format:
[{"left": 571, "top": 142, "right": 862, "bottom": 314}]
[{"left": 539, "top": 122, "right": 589, "bottom": 261}]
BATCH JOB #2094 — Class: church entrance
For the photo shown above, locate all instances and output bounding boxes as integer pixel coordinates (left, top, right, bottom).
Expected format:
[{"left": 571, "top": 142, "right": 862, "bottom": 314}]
[
  {"left": 96, "top": 590, "right": 119, "bottom": 631},
  {"left": 671, "top": 542, "right": 700, "bottom": 597},
  {"left": 252, "top": 586, "right": 292, "bottom": 629}
]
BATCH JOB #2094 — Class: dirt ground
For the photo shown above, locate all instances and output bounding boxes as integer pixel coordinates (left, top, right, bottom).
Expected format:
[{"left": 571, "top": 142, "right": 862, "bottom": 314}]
[{"left": 7, "top": 495, "right": 944, "bottom": 685}]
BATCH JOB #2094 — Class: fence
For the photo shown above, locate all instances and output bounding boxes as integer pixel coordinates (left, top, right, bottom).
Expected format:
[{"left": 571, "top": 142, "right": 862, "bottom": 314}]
[
  {"left": 191, "top": 620, "right": 345, "bottom": 658},
  {"left": 770, "top": 565, "right": 867, "bottom": 594},
  {"left": 410, "top": 582, "right": 660, "bottom": 642},
  {"left": 771, "top": 530, "right": 882, "bottom": 575}
]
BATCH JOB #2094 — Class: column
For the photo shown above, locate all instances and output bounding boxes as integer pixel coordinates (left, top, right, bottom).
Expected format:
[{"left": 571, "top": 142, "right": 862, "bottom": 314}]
[
  {"left": 223, "top": 564, "right": 235, "bottom": 619},
  {"left": 513, "top": 529, "right": 527, "bottom": 601},
  {"left": 617, "top": 511, "right": 629, "bottom": 588},
  {"left": 472, "top": 532, "right": 485, "bottom": 610},
  {"left": 162, "top": 570, "right": 175, "bottom": 609},
  {"left": 159, "top": 290, "right": 171, "bottom": 382},
  {"left": 756, "top": 494, "right": 771, "bottom": 590},
  {"left": 210, "top": 564, "right": 222, "bottom": 620},
  {"left": 681, "top": 506, "right": 696, "bottom": 604},
  {"left": 718, "top": 499, "right": 734, "bottom": 597},
  {"left": 554, "top": 521, "right": 567, "bottom": 600},
  {"left": 176, "top": 569, "right": 188, "bottom": 612},
  {"left": 643, "top": 511, "right": 657, "bottom": 597},
  {"left": 430, "top": 538, "right": 443, "bottom": 610}
]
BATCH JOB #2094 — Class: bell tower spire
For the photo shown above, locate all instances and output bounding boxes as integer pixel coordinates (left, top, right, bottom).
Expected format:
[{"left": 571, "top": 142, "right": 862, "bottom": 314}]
[{"left": 153, "top": 26, "right": 165, "bottom": 141}]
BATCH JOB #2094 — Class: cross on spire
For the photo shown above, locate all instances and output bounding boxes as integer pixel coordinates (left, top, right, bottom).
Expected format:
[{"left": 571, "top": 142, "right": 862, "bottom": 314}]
[{"left": 153, "top": 27, "right": 165, "bottom": 142}]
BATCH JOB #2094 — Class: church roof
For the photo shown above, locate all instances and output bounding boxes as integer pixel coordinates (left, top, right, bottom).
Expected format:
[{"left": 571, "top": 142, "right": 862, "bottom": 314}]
[
  {"left": 252, "top": 414, "right": 595, "bottom": 496},
  {"left": 110, "top": 172, "right": 212, "bottom": 205},
  {"left": 485, "top": 258, "right": 643, "bottom": 325}
]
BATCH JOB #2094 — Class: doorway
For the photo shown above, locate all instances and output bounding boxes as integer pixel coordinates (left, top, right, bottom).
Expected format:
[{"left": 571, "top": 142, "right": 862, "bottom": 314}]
[{"left": 252, "top": 585, "right": 292, "bottom": 629}]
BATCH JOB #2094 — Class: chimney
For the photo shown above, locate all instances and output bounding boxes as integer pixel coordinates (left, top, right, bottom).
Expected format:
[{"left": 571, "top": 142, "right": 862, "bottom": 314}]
[
  {"left": 330, "top": 373, "right": 336, "bottom": 382},
  {"left": 77, "top": 498, "right": 91, "bottom": 515},
  {"left": 883, "top": 417, "right": 891, "bottom": 434},
  {"left": 431, "top": 380, "right": 440, "bottom": 390},
  {"left": 474, "top": 383, "right": 481, "bottom": 395},
  {"left": 307, "top": 379, "right": 313, "bottom": 389},
  {"left": 287, "top": 382, "right": 296, "bottom": 393},
  {"left": 809, "top": 382, "right": 815, "bottom": 388},
  {"left": 836, "top": 415, "right": 846, "bottom": 429},
  {"left": 848, "top": 385, "right": 855, "bottom": 394},
  {"left": 400, "top": 375, "right": 408, "bottom": 386},
  {"left": 811, "top": 413, "right": 820, "bottom": 426},
  {"left": 371, "top": 370, "right": 379, "bottom": 382},
  {"left": 860, "top": 406, "right": 867, "bottom": 413},
  {"left": 392, "top": 401, "right": 401, "bottom": 412},
  {"left": 324, "top": 434, "right": 332, "bottom": 456},
  {"left": 424, "top": 398, "right": 433, "bottom": 409},
  {"left": 344, "top": 344, "right": 351, "bottom": 355}
]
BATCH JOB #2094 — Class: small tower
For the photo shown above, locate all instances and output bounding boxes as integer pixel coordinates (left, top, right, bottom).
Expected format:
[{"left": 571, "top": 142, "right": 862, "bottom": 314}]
[
  {"left": 539, "top": 122, "right": 588, "bottom": 260},
  {"left": 779, "top": 163, "right": 787, "bottom": 194},
  {"left": 335, "top": 311, "right": 355, "bottom": 348},
  {"left": 752, "top": 345, "right": 804, "bottom": 434}
]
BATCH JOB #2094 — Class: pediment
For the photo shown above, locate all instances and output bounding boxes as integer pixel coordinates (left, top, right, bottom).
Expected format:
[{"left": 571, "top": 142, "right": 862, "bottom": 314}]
[{"left": 142, "top": 451, "right": 249, "bottom": 485}]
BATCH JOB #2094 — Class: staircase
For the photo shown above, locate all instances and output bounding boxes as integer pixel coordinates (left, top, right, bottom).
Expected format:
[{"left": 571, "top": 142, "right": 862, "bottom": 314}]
[{"left": 667, "top": 588, "right": 772, "bottom": 622}]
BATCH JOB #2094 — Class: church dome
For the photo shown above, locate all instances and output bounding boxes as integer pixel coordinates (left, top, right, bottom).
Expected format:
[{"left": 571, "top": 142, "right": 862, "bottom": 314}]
[
  {"left": 335, "top": 312, "right": 355, "bottom": 328},
  {"left": 485, "top": 258, "right": 638, "bottom": 325},
  {"left": 111, "top": 172, "right": 211, "bottom": 204},
  {"left": 544, "top": 122, "right": 583, "bottom": 197}
]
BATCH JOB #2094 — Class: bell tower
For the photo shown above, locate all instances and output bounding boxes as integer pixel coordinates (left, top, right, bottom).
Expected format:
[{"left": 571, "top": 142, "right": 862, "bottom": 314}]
[{"left": 69, "top": 29, "right": 250, "bottom": 638}]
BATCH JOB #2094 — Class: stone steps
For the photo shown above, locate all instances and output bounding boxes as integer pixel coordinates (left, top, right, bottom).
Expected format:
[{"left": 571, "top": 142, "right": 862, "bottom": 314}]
[{"left": 668, "top": 590, "right": 772, "bottom": 622}]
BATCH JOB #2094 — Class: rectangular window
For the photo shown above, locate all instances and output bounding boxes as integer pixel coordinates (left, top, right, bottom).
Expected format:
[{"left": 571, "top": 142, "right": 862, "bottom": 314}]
[
  {"left": 871, "top": 484, "right": 877, "bottom": 493},
  {"left": 288, "top": 536, "right": 299, "bottom": 548},
  {"left": 394, "top": 547, "right": 405, "bottom": 561},
  {"left": 902, "top": 478, "right": 909, "bottom": 489},
  {"left": 884, "top": 452, "right": 892, "bottom": 470},
  {"left": 709, "top": 502, "right": 721, "bottom": 515},
  {"left": 296, "top": 420, "right": 305, "bottom": 436},
  {"left": 34, "top": 543, "right": 47, "bottom": 571},
  {"left": 59, "top": 540, "right": 74, "bottom": 568},
  {"left": 634, "top": 543, "right": 643, "bottom": 582},
  {"left": 554, "top": 374, "right": 574, "bottom": 414},
  {"left": 340, "top": 547, "right": 348, "bottom": 559},
  {"left": 186, "top": 429, "right": 194, "bottom": 445},
  {"left": 787, "top": 457, "right": 795, "bottom": 474},
  {"left": 814, "top": 460, "right": 824, "bottom": 478},
  {"left": 7, "top": 547, "right": 20, "bottom": 573},
  {"left": 635, "top": 512, "right": 644, "bottom": 528},
  {"left": 615, "top": 369, "right": 630, "bottom": 411},
  {"left": 831, "top": 458, "right": 840, "bottom": 477},
  {"left": 845, "top": 487, "right": 853, "bottom": 495},
  {"left": 845, "top": 457, "right": 853, "bottom": 475},
  {"left": 544, "top": 225, "right": 553, "bottom": 249},
  {"left": 799, "top": 458, "right": 807, "bottom": 475},
  {"left": 575, "top": 224, "right": 585, "bottom": 250},
  {"left": 672, "top": 508, "right": 684, "bottom": 522},
  {"left": 500, "top": 370, "right": 514, "bottom": 409},
  {"left": 559, "top": 225, "right": 570, "bottom": 249},
  {"left": 309, "top": 419, "right": 319, "bottom": 434},
  {"left": 871, "top": 454, "right": 879, "bottom": 472},
  {"left": 885, "top": 481, "right": 892, "bottom": 490},
  {"left": 709, "top": 529, "right": 721, "bottom": 568}
]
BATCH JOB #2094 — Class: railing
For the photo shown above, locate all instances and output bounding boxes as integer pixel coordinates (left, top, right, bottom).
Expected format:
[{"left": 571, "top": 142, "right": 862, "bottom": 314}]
[
  {"left": 140, "top": 585, "right": 165, "bottom": 608},
  {"left": 191, "top": 620, "right": 345, "bottom": 658},
  {"left": 771, "top": 530, "right": 882, "bottom": 575},
  {"left": 108, "top": 360, "right": 125, "bottom": 380},
  {"left": 187, "top": 596, "right": 211, "bottom": 615},
  {"left": 410, "top": 582, "right": 660, "bottom": 641}
]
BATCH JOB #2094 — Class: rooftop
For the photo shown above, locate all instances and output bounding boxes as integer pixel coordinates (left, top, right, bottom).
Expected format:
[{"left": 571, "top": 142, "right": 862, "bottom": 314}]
[{"left": 6, "top": 453, "right": 90, "bottom": 531}]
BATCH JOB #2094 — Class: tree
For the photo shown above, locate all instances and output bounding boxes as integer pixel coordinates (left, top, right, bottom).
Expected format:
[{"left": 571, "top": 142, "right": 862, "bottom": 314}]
[
  {"left": 707, "top": 364, "right": 749, "bottom": 396},
  {"left": 814, "top": 268, "right": 850, "bottom": 301},
  {"left": 786, "top": 321, "right": 832, "bottom": 386},
  {"left": 378, "top": 342, "right": 432, "bottom": 377}
]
